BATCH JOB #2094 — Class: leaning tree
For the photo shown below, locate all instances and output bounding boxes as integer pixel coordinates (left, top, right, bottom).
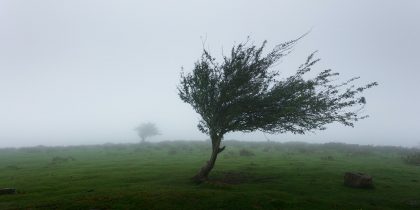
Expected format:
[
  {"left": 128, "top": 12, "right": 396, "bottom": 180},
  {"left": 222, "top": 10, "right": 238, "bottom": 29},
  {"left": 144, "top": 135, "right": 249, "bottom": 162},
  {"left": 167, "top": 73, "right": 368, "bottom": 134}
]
[
  {"left": 134, "top": 122, "right": 160, "bottom": 143},
  {"left": 178, "top": 37, "right": 377, "bottom": 182}
]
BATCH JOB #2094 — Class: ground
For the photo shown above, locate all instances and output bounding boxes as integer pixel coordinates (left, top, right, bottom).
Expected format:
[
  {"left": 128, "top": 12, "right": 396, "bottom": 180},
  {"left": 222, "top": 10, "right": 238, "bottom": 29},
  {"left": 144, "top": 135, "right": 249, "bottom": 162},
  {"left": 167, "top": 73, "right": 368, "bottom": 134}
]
[{"left": 0, "top": 141, "right": 419, "bottom": 209}]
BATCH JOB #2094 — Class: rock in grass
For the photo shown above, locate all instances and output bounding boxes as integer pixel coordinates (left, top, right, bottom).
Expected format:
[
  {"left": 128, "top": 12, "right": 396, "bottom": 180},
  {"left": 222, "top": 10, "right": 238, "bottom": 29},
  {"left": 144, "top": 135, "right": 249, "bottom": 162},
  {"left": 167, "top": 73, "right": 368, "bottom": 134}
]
[
  {"left": 0, "top": 188, "right": 17, "bottom": 195},
  {"left": 344, "top": 172, "right": 373, "bottom": 188}
]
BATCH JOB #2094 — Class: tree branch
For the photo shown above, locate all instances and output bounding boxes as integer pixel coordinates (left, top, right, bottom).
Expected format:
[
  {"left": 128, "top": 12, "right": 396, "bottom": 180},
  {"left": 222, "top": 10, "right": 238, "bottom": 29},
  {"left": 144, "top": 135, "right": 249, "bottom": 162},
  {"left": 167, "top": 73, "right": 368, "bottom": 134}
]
[{"left": 218, "top": 146, "right": 226, "bottom": 153}]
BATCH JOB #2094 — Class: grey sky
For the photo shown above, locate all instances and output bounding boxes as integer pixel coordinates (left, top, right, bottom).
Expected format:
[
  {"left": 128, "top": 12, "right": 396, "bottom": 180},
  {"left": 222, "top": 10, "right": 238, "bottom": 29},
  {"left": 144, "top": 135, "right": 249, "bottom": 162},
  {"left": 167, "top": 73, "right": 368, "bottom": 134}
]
[{"left": 1, "top": 0, "right": 419, "bottom": 147}]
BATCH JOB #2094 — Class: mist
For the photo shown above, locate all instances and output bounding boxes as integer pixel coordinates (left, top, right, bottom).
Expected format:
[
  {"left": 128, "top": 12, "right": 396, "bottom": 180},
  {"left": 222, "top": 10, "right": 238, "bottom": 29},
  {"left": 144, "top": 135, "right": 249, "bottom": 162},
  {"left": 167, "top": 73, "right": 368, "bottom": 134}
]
[{"left": 1, "top": 0, "right": 419, "bottom": 148}]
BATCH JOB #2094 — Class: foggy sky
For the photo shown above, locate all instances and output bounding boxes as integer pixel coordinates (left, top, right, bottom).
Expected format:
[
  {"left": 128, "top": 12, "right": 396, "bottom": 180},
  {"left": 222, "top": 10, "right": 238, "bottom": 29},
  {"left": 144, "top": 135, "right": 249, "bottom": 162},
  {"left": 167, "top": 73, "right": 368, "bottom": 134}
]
[{"left": 1, "top": 0, "right": 419, "bottom": 148}]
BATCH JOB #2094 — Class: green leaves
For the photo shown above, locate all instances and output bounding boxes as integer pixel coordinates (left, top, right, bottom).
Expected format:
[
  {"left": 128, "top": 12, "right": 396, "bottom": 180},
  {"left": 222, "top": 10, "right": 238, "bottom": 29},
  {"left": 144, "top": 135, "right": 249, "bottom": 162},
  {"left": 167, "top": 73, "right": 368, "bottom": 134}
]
[{"left": 178, "top": 38, "right": 377, "bottom": 137}]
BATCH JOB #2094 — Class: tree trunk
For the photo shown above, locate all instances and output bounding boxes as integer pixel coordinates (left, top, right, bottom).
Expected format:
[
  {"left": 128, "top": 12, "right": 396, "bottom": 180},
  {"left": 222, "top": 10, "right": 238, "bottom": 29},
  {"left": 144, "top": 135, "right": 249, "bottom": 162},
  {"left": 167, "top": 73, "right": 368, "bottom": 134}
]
[{"left": 192, "top": 134, "right": 225, "bottom": 183}]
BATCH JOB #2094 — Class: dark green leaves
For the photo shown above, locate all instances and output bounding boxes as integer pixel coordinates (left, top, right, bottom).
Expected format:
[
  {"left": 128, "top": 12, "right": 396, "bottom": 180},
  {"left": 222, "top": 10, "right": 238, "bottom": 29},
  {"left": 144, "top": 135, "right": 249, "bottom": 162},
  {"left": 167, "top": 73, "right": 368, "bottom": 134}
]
[{"left": 178, "top": 38, "right": 377, "bottom": 137}]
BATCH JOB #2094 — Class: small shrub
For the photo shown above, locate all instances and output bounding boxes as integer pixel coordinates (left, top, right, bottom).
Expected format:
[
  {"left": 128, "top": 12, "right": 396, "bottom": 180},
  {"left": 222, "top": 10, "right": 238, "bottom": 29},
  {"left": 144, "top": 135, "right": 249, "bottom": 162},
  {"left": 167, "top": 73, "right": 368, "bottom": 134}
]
[
  {"left": 239, "top": 149, "right": 255, "bottom": 157},
  {"left": 403, "top": 152, "right": 420, "bottom": 166}
]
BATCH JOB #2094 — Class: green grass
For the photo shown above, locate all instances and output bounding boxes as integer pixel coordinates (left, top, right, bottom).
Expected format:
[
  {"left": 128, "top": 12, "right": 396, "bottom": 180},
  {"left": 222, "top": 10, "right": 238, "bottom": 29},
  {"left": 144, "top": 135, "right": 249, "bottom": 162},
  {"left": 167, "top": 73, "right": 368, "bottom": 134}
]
[{"left": 0, "top": 141, "right": 419, "bottom": 209}]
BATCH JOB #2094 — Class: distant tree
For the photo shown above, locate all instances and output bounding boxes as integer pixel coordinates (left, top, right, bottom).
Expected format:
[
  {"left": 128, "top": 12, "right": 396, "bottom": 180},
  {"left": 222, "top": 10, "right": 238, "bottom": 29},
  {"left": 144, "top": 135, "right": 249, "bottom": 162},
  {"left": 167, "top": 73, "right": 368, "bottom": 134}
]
[
  {"left": 135, "top": 122, "right": 160, "bottom": 143},
  {"left": 178, "top": 37, "right": 377, "bottom": 182}
]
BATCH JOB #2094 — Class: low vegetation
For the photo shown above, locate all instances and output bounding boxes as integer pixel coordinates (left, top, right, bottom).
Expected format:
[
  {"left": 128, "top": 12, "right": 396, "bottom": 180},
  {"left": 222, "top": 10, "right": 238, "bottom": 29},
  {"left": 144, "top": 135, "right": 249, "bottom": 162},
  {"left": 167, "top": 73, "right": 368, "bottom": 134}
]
[
  {"left": 0, "top": 141, "right": 419, "bottom": 209},
  {"left": 403, "top": 152, "right": 420, "bottom": 166},
  {"left": 239, "top": 149, "right": 255, "bottom": 157}
]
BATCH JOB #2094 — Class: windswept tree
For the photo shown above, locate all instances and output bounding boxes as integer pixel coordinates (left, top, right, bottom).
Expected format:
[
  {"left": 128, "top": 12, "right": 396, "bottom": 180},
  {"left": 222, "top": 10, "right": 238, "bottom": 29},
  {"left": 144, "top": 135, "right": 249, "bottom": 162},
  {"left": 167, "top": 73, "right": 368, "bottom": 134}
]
[
  {"left": 135, "top": 122, "right": 160, "bottom": 143},
  {"left": 178, "top": 37, "right": 377, "bottom": 182}
]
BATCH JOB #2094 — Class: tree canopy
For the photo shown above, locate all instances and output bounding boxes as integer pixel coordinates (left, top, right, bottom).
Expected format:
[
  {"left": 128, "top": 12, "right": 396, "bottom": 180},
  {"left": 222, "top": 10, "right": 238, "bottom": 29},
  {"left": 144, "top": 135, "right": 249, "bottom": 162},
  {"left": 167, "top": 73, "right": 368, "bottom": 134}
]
[
  {"left": 135, "top": 122, "right": 160, "bottom": 143},
  {"left": 179, "top": 38, "right": 376, "bottom": 137}
]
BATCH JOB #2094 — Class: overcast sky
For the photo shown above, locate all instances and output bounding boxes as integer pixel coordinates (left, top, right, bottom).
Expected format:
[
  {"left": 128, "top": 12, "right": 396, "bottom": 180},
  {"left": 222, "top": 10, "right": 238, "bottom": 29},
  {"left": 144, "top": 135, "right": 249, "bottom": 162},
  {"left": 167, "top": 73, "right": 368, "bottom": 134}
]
[{"left": 0, "top": 0, "right": 419, "bottom": 148}]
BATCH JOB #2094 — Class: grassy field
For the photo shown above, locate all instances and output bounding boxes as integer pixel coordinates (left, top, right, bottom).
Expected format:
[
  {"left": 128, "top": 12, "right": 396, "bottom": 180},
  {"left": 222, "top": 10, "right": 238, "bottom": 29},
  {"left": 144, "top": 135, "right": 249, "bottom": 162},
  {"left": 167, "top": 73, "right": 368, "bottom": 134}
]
[{"left": 0, "top": 141, "right": 419, "bottom": 210}]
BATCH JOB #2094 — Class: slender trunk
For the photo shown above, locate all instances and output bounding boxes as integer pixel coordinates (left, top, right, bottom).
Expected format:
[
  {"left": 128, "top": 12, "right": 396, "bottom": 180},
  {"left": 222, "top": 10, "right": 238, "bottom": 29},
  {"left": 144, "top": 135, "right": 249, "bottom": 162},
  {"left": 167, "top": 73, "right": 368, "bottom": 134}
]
[
  {"left": 141, "top": 137, "right": 146, "bottom": 143},
  {"left": 192, "top": 133, "right": 225, "bottom": 183}
]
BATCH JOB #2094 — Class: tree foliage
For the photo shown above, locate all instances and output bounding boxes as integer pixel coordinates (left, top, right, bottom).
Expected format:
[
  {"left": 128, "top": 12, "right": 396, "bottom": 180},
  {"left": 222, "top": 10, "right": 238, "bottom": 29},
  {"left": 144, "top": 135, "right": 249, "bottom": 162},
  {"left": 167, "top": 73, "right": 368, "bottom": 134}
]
[
  {"left": 135, "top": 122, "right": 160, "bottom": 142},
  {"left": 179, "top": 38, "right": 377, "bottom": 137}
]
